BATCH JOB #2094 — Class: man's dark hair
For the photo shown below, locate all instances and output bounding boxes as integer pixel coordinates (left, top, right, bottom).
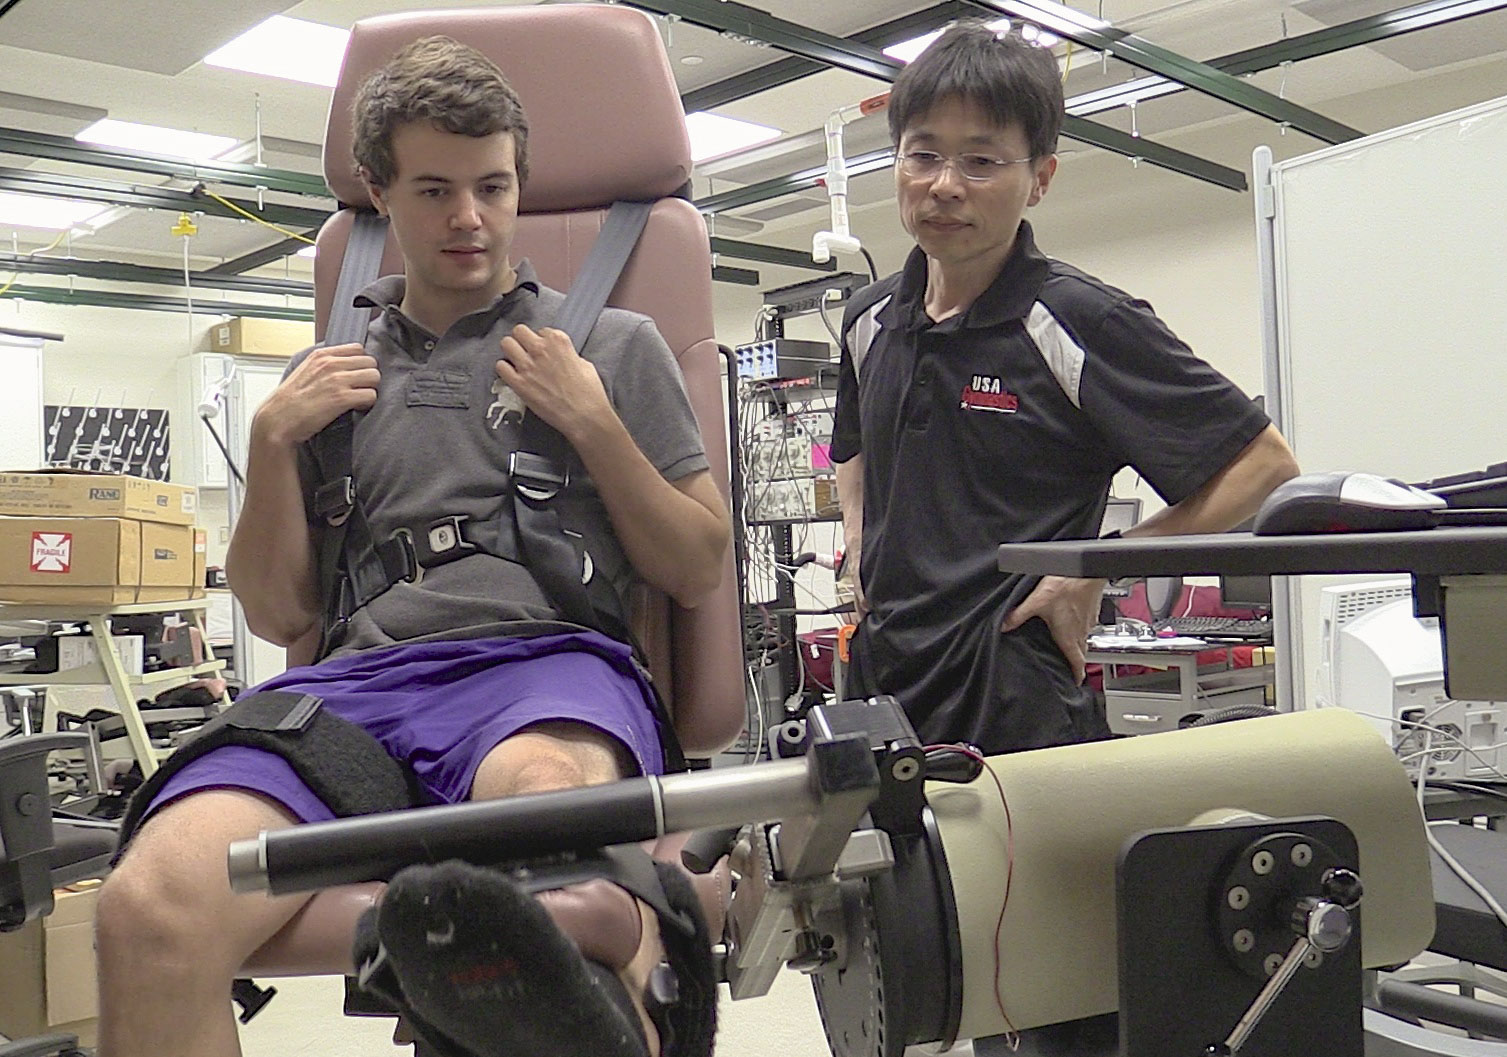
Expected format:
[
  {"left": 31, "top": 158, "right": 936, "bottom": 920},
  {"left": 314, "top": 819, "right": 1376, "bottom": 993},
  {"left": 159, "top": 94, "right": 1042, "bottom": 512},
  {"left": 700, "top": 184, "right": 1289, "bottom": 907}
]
[
  {"left": 352, "top": 35, "right": 530, "bottom": 189},
  {"left": 887, "top": 21, "right": 1064, "bottom": 159}
]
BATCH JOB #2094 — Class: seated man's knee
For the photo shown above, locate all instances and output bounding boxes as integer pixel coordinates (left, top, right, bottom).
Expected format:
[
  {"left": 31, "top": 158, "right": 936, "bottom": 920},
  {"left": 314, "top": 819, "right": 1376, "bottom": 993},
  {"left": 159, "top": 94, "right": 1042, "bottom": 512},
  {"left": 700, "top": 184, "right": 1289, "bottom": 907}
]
[
  {"left": 474, "top": 723, "right": 628, "bottom": 798},
  {"left": 96, "top": 844, "right": 208, "bottom": 965}
]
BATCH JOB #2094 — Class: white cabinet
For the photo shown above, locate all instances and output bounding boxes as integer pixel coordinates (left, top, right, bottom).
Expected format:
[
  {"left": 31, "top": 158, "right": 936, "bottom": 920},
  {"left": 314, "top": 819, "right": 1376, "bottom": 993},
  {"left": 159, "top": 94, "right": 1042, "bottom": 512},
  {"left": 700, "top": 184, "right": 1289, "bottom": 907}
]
[
  {"left": 0, "top": 328, "right": 48, "bottom": 471},
  {"left": 175, "top": 352, "right": 234, "bottom": 488}
]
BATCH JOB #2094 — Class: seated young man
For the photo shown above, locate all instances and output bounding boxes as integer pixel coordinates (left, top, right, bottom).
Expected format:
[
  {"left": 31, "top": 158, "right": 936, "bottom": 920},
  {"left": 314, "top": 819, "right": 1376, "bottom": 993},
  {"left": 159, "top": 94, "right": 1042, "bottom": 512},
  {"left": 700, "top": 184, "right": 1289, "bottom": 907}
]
[{"left": 94, "top": 37, "right": 728, "bottom": 1057}]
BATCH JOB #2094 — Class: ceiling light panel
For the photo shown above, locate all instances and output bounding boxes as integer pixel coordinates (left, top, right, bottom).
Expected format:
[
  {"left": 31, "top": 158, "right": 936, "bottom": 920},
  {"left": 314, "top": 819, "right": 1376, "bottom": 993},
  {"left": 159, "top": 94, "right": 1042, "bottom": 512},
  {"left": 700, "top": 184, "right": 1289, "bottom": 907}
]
[
  {"left": 76, "top": 119, "right": 238, "bottom": 162},
  {"left": 0, "top": 192, "right": 111, "bottom": 232},
  {"left": 203, "top": 16, "right": 351, "bottom": 88},
  {"left": 685, "top": 112, "right": 783, "bottom": 162}
]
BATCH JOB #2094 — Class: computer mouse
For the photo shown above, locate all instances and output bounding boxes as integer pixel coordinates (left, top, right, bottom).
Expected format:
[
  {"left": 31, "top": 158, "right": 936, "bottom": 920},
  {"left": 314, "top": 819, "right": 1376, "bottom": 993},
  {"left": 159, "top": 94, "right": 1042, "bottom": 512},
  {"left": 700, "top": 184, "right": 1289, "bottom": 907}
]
[{"left": 1252, "top": 471, "right": 1447, "bottom": 535}]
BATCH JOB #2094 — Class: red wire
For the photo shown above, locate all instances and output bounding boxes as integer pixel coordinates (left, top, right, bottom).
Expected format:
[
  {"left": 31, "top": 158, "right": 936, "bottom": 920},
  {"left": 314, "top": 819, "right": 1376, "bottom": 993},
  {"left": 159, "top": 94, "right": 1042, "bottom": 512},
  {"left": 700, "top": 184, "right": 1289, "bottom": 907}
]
[{"left": 926, "top": 743, "right": 1019, "bottom": 1044}]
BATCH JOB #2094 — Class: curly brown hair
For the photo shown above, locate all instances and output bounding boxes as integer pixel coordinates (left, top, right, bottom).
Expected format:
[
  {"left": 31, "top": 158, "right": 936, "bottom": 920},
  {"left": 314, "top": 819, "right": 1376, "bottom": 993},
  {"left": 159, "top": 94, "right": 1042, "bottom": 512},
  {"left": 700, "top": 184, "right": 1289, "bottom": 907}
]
[{"left": 352, "top": 35, "right": 530, "bottom": 189}]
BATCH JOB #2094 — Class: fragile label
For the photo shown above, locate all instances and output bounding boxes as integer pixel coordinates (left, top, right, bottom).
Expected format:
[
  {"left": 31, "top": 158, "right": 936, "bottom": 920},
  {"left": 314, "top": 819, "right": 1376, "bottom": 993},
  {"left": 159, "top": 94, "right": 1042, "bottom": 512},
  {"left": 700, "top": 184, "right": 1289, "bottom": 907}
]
[{"left": 30, "top": 532, "right": 73, "bottom": 573}]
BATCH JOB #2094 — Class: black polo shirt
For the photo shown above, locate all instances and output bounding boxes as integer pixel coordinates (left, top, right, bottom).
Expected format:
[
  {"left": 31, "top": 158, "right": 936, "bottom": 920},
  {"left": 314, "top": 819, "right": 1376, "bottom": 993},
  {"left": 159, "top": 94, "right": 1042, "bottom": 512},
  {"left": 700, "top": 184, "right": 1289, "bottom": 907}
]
[{"left": 831, "top": 221, "right": 1269, "bottom": 753}]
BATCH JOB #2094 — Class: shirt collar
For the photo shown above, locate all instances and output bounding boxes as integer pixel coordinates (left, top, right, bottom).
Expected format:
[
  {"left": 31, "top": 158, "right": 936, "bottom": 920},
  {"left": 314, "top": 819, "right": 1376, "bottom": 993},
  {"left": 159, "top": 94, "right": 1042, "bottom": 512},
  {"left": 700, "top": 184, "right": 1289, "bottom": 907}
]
[
  {"left": 354, "top": 259, "right": 543, "bottom": 338},
  {"left": 879, "top": 220, "right": 1051, "bottom": 333}
]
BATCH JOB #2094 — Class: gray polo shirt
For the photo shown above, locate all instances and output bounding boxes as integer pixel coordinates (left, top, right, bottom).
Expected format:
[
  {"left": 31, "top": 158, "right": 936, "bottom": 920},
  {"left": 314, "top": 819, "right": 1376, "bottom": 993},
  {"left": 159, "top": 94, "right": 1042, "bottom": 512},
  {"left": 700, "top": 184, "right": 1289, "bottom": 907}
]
[{"left": 291, "top": 260, "right": 709, "bottom": 653}]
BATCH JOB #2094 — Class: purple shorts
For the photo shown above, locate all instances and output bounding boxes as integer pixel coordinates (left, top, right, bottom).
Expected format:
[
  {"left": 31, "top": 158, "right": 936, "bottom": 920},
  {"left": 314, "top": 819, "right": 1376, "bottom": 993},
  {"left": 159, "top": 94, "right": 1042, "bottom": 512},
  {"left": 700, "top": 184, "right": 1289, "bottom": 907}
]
[{"left": 143, "top": 631, "right": 664, "bottom": 826}]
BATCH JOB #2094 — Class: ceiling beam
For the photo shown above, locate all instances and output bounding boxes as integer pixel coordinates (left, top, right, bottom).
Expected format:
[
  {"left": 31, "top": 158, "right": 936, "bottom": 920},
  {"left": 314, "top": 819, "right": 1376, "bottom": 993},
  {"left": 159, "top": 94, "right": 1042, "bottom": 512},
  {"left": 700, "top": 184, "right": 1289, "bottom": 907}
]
[
  {"left": 0, "top": 166, "right": 330, "bottom": 228},
  {"left": 0, "top": 126, "right": 331, "bottom": 197},
  {"left": 1224, "top": 0, "right": 1507, "bottom": 65},
  {"left": 622, "top": 0, "right": 904, "bottom": 81},
  {"left": 681, "top": 1, "right": 973, "bottom": 112},
  {"left": 206, "top": 234, "right": 319, "bottom": 276},
  {"left": 642, "top": 1, "right": 1245, "bottom": 190},
  {"left": 0, "top": 252, "right": 312, "bottom": 297},
  {"left": 710, "top": 237, "right": 836, "bottom": 271},
  {"left": 1062, "top": 0, "right": 1507, "bottom": 121},
  {"left": 0, "top": 282, "right": 315, "bottom": 321},
  {"left": 967, "top": 0, "right": 1363, "bottom": 143},
  {"left": 712, "top": 265, "right": 761, "bottom": 286}
]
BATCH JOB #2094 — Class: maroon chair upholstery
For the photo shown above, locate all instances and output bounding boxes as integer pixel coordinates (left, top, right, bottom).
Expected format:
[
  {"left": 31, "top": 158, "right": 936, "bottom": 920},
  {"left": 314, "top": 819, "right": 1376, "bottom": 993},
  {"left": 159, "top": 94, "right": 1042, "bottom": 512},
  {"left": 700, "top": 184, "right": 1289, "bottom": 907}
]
[{"left": 311, "top": 4, "right": 743, "bottom": 756}]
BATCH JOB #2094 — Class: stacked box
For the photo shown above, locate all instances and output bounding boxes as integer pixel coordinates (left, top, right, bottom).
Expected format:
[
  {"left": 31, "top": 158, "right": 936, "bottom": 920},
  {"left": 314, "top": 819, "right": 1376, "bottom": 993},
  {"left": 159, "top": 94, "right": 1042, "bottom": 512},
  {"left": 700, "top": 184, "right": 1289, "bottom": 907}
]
[{"left": 0, "top": 472, "right": 204, "bottom": 604}]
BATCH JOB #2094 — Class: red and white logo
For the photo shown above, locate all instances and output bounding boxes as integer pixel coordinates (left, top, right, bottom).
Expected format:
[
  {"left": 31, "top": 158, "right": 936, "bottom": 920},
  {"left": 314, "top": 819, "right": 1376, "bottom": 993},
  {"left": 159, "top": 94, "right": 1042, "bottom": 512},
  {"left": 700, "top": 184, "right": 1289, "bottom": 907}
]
[
  {"left": 30, "top": 532, "right": 72, "bottom": 573},
  {"left": 960, "top": 374, "right": 1019, "bottom": 414}
]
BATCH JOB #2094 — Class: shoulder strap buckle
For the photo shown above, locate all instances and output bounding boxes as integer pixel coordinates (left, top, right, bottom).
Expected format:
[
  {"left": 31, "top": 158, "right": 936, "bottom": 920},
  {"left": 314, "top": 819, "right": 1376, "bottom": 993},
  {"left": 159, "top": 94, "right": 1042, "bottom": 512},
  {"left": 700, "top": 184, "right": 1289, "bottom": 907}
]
[
  {"left": 510, "top": 450, "right": 569, "bottom": 502},
  {"left": 375, "top": 529, "right": 421, "bottom": 586},
  {"left": 415, "top": 515, "right": 479, "bottom": 568},
  {"left": 314, "top": 476, "right": 356, "bottom": 527}
]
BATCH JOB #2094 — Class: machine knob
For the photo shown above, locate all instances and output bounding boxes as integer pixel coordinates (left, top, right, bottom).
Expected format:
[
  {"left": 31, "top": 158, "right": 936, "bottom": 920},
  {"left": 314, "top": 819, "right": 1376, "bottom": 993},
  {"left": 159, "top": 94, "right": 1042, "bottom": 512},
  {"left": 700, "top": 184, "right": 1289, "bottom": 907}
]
[{"left": 1321, "top": 867, "right": 1363, "bottom": 910}]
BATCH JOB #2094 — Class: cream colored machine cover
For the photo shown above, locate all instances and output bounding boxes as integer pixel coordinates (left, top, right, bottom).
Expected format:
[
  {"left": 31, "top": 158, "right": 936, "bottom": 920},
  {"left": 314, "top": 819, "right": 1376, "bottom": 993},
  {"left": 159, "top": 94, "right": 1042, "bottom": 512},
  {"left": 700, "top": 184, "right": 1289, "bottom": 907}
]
[{"left": 928, "top": 709, "right": 1434, "bottom": 1037}]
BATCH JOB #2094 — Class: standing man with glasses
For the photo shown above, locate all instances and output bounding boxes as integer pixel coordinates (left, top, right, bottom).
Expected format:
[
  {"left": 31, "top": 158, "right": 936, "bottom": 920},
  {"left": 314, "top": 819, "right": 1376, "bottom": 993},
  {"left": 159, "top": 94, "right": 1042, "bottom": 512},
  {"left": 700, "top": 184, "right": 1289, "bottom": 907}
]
[{"left": 831, "top": 22, "right": 1299, "bottom": 757}]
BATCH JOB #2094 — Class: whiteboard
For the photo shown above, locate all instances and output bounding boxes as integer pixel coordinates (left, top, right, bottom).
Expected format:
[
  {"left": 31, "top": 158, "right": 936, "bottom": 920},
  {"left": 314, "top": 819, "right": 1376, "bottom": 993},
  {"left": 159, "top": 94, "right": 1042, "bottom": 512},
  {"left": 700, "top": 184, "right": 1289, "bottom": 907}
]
[{"left": 1261, "top": 93, "right": 1507, "bottom": 710}]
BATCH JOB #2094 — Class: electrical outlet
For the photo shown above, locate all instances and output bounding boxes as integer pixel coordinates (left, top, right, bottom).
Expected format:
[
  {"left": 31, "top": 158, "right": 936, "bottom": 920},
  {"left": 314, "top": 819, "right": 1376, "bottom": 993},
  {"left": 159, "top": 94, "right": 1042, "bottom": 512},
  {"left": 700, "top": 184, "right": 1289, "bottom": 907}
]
[{"left": 219, "top": 525, "right": 230, "bottom": 544}]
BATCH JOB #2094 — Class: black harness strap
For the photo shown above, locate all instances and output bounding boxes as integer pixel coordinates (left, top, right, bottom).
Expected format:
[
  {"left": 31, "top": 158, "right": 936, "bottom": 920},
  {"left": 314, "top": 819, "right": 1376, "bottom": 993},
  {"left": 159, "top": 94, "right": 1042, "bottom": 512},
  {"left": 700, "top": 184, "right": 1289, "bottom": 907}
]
[
  {"left": 505, "top": 200, "right": 653, "bottom": 644},
  {"left": 311, "top": 210, "right": 391, "bottom": 656}
]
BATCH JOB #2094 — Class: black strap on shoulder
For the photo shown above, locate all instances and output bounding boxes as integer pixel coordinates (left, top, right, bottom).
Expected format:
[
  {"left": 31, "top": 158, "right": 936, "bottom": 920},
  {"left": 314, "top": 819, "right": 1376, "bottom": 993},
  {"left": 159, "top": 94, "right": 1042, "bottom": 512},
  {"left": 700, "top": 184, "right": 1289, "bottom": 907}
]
[
  {"left": 507, "top": 200, "right": 654, "bottom": 642},
  {"left": 310, "top": 211, "right": 391, "bottom": 656}
]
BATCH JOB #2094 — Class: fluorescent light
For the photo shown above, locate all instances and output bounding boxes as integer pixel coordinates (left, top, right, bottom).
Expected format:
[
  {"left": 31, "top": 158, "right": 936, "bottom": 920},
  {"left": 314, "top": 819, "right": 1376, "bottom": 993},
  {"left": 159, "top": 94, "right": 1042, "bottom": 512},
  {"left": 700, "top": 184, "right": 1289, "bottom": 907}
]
[
  {"left": 296, "top": 245, "right": 317, "bottom": 259},
  {"left": 204, "top": 15, "right": 350, "bottom": 88},
  {"left": 0, "top": 191, "right": 110, "bottom": 232},
  {"left": 77, "top": 119, "right": 237, "bottom": 163},
  {"left": 685, "top": 112, "right": 782, "bottom": 163},
  {"left": 883, "top": 18, "right": 1058, "bottom": 64},
  {"left": 1066, "top": 76, "right": 1182, "bottom": 117}
]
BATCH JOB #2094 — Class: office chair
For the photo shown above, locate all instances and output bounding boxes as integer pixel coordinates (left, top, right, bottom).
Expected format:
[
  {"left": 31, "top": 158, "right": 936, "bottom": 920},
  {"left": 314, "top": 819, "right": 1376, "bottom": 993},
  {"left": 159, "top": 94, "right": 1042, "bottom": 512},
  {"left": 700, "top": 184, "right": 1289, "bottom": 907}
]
[
  {"left": 240, "top": 0, "right": 742, "bottom": 987},
  {"left": 0, "top": 733, "right": 116, "bottom": 1057}
]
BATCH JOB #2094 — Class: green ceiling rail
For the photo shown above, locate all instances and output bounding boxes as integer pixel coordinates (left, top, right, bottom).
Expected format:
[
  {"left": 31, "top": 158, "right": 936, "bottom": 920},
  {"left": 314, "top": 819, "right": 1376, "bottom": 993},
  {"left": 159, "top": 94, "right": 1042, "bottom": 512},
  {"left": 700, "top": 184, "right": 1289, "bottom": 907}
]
[
  {"left": 971, "top": 0, "right": 1362, "bottom": 143},
  {"left": 0, "top": 126, "right": 331, "bottom": 197},
  {"left": 0, "top": 282, "right": 314, "bottom": 321},
  {"left": 0, "top": 252, "right": 313, "bottom": 297},
  {"left": 623, "top": 0, "right": 904, "bottom": 80},
  {"left": 0, "top": 166, "right": 331, "bottom": 228}
]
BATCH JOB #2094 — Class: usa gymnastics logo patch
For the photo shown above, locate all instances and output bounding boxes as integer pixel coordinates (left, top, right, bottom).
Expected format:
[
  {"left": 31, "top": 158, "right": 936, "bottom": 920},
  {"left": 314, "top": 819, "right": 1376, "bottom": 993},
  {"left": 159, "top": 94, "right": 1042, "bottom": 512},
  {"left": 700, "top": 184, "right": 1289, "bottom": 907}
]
[{"left": 960, "top": 374, "right": 1019, "bottom": 413}]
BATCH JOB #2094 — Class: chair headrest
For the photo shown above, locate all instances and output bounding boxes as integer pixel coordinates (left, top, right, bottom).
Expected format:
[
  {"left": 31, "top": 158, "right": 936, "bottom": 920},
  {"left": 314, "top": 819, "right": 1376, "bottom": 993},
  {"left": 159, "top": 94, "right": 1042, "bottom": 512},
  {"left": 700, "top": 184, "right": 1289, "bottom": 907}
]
[{"left": 323, "top": 5, "right": 692, "bottom": 214}]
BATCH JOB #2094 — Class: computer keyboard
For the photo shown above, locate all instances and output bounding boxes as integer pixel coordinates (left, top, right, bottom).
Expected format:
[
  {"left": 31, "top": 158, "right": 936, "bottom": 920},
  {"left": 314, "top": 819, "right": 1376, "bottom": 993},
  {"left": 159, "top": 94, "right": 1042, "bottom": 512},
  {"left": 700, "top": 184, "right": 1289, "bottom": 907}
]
[{"left": 1161, "top": 616, "right": 1273, "bottom": 640}]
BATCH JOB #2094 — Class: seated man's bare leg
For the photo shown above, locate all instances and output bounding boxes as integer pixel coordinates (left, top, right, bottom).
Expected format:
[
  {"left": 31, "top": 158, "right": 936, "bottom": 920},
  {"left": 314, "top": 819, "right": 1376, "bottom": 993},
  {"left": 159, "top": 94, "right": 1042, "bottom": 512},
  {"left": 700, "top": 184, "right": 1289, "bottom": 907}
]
[
  {"left": 471, "top": 721, "right": 671, "bottom": 1055},
  {"left": 95, "top": 790, "right": 320, "bottom": 1057}
]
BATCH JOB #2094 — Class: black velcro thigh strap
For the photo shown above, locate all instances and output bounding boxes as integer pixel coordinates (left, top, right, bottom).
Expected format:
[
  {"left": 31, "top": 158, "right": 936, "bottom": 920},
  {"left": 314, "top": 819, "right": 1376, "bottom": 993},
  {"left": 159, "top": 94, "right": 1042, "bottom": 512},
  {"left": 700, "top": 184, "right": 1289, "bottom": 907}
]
[{"left": 115, "top": 690, "right": 422, "bottom": 857}]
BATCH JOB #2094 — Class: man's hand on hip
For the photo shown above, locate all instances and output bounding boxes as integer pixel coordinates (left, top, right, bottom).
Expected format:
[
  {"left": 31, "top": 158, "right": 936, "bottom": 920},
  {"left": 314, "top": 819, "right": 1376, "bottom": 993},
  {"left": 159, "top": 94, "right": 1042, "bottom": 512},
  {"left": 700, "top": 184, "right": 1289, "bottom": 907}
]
[
  {"left": 1000, "top": 575, "right": 1108, "bottom": 684},
  {"left": 255, "top": 343, "right": 380, "bottom": 447}
]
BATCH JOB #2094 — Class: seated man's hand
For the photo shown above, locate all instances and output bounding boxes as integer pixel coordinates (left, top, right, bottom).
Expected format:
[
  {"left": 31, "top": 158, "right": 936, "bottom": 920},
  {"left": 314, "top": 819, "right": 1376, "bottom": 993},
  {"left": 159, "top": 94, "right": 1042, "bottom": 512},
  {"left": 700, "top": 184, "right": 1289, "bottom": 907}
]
[
  {"left": 256, "top": 342, "right": 380, "bottom": 446},
  {"left": 497, "top": 324, "right": 612, "bottom": 442},
  {"left": 1000, "top": 575, "right": 1108, "bottom": 684}
]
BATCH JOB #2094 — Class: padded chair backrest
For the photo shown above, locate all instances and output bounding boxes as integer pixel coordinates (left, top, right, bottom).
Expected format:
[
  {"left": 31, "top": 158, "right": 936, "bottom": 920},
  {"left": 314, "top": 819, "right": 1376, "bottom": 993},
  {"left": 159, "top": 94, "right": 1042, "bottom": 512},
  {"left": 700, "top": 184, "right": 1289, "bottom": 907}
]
[{"left": 313, "top": 5, "right": 742, "bottom": 756}]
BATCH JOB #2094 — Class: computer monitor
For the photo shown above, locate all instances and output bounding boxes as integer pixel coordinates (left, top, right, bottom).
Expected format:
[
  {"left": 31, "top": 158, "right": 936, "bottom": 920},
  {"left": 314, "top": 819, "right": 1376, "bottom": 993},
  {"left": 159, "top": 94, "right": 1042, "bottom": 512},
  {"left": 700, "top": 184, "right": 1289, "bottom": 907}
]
[
  {"left": 1219, "top": 574, "right": 1272, "bottom": 610},
  {"left": 1100, "top": 496, "right": 1142, "bottom": 537}
]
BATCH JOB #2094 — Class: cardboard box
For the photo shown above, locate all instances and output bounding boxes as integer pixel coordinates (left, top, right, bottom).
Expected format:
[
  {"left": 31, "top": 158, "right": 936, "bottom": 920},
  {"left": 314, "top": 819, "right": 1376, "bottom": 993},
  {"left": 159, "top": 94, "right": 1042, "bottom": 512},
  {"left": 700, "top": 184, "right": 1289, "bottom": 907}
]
[
  {"left": 47, "top": 633, "right": 146, "bottom": 676},
  {"left": 137, "top": 521, "right": 201, "bottom": 603},
  {"left": 0, "top": 517, "right": 200, "bottom": 605},
  {"left": 0, "top": 883, "right": 101, "bottom": 1045},
  {"left": 0, "top": 471, "right": 197, "bottom": 526},
  {"left": 209, "top": 316, "right": 312, "bottom": 358}
]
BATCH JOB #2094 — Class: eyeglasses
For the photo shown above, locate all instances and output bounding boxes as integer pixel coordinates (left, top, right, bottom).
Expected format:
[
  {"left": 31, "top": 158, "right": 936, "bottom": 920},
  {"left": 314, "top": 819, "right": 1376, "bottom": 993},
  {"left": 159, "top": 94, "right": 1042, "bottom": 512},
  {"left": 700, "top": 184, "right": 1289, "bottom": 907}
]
[{"left": 897, "top": 149, "right": 1034, "bottom": 182}]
